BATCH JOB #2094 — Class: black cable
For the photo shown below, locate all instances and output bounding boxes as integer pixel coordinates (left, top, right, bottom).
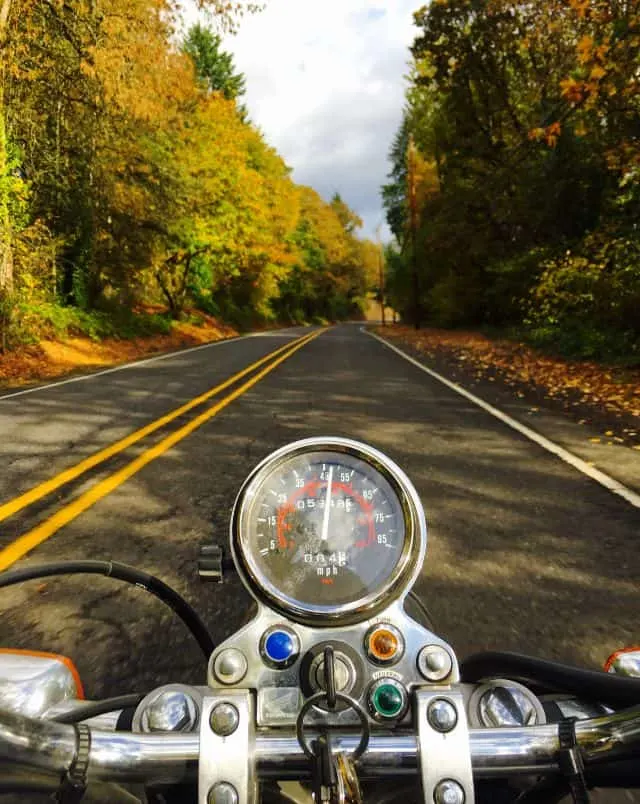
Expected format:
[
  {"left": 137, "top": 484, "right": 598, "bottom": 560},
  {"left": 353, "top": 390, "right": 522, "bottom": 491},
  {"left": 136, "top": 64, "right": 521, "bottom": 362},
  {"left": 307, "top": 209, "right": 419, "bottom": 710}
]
[
  {"left": 52, "top": 694, "right": 145, "bottom": 724},
  {"left": 116, "top": 704, "right": 137, "bottom": 732},
  {"left": 406, "top": 589, "right": 435, "bottom": 629},
  {"left": 0, "top": 561, "right": 215, "bottom": 660},
  {"left": 460, "top": 651, "right": 640, "bottom": 708}
]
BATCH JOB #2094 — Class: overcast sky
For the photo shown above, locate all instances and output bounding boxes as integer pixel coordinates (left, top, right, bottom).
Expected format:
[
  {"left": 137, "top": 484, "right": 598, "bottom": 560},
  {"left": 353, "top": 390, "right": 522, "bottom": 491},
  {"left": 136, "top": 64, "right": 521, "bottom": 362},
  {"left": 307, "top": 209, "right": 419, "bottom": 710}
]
[{"left": 215, "top": 1, "right": 419, "bottom": 240}]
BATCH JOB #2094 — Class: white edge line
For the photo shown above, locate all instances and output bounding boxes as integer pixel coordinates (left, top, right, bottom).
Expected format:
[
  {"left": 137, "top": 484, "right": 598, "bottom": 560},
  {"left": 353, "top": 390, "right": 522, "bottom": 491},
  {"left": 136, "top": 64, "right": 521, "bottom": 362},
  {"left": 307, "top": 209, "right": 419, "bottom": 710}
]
[
  {"left": 0, "top": 329, "right": 304, "bottom": 402},
  {"left": 364, "top": 327, "right": 640, "bottom": 510}
]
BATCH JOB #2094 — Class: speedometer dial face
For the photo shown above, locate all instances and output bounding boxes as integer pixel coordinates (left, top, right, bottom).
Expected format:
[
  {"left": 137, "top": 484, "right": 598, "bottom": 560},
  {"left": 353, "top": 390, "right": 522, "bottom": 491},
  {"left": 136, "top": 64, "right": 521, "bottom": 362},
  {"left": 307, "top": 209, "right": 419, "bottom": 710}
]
[{"left": 232, "top": 440, "right": 425, "bottom": 622}]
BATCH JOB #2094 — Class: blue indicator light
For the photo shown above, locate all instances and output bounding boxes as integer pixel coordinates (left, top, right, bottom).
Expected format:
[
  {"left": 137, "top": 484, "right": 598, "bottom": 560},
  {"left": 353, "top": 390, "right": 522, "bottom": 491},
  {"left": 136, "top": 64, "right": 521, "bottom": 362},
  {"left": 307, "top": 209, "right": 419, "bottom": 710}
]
[{"left": 265, "top": 631, "right": 295, "bottom": 663}]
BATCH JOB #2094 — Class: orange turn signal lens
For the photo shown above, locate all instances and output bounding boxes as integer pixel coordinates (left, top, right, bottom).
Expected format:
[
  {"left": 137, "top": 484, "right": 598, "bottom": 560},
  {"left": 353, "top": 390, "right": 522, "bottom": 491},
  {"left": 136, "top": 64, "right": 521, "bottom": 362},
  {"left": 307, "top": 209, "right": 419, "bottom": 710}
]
[
  {"left": 367, "top": 627, "right": 400, "bottom": 663},
  {"left": 604, "top": 645, "right": 640, "bottom": 675}
]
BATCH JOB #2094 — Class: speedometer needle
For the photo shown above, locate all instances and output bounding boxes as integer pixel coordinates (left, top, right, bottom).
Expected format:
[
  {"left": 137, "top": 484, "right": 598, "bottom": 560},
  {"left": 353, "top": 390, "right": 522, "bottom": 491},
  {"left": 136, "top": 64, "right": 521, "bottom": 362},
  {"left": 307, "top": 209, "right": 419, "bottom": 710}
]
[{"left": 321, "top": 466, "right": 334, "bottom": 542}]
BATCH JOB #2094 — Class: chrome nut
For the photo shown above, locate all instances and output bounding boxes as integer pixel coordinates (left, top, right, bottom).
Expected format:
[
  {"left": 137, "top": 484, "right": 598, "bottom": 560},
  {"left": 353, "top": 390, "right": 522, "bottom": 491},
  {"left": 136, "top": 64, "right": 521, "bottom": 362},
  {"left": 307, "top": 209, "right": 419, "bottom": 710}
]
[
  {"left": 208, "top": 782, "right": 239, "bottom": 804},
  {"left": 140, "top": 690, "right": 198, "bottom": 733},
  {"left": 427, "top": 698, "right": 458, "bottom": 733},
  {"left": 210, "top": 702, "right": 240, "bottom": 737},
  {"left": 434, "top": 779, "right": 465, "bottom": 804}
]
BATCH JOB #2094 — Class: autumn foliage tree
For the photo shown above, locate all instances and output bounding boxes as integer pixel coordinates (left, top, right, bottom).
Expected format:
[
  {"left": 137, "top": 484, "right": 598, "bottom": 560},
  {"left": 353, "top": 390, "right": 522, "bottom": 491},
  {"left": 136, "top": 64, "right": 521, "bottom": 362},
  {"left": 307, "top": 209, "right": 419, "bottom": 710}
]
[
  {"left": 383, "top": 0, "right": 640, "bottom": 359},
  {"left": 272, "top": 187, "right": 372, "bottom": 324},
  {"left": 0, "top": 0, "right": 376, "bottom": 348}
]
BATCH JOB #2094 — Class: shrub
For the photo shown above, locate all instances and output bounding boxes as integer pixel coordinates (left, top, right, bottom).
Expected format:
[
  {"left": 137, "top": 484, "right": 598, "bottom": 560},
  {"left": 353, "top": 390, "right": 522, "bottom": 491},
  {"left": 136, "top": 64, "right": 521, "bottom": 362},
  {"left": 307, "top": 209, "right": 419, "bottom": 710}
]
[{"left": 524, "top": 231, "right": 640, "bottom": 361}]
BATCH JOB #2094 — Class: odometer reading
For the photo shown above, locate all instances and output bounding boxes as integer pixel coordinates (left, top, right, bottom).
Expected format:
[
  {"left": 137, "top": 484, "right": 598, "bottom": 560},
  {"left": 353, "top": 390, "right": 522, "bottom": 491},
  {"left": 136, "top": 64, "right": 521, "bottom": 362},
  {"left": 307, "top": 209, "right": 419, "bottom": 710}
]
[{"left": 238, "top": 450, "right": 407, "bottom": 610}]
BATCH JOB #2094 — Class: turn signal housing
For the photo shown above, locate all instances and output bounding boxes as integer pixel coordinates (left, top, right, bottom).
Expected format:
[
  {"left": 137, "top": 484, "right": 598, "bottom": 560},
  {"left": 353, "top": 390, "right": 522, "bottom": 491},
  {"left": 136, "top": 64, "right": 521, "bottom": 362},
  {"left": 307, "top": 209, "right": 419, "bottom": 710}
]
[
  {"left": 604, "top": 646, "right": 640, "bottom": 677},
  {"left": 0, "top": 649, "right": 84, "bottom": 718}
]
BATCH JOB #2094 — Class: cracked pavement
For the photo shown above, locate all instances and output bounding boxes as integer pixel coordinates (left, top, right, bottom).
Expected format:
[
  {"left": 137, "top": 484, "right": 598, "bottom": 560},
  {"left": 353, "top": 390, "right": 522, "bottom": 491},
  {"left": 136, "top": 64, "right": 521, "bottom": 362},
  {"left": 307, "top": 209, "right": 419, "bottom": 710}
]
[{"left": 0, "top": 324, "right": 638, "bottom": 712}]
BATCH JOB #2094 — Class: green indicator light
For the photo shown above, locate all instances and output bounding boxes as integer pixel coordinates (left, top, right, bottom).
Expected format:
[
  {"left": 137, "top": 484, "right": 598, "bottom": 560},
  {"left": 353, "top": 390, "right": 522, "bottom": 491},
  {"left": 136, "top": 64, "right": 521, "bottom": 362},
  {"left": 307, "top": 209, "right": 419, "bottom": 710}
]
[{"left": 373, "top": 683, "right": 404, "bottom": 717}]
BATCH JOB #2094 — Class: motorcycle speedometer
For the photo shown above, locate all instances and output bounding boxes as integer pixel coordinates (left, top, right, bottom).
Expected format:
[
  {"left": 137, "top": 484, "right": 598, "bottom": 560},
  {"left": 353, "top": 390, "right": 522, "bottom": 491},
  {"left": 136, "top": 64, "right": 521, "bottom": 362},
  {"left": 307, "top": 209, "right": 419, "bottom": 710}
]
[{"left": 230, "top": 438, "right": 427, "bottom": 625}]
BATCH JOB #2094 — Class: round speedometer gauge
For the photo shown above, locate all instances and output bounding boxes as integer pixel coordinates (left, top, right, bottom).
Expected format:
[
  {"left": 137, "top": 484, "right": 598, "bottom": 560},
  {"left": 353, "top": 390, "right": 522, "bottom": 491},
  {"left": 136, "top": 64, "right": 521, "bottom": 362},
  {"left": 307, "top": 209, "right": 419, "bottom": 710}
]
[{"left": 231, "top": 438, "right": 427, "bottom": 624}]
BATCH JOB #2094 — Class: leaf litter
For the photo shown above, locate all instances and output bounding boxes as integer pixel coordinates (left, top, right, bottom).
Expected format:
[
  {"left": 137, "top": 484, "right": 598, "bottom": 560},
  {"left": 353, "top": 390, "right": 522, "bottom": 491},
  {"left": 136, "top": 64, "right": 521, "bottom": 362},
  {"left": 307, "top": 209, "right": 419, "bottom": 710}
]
[{"left": 375, "top": 326, "right": 640, "bottom": 447}]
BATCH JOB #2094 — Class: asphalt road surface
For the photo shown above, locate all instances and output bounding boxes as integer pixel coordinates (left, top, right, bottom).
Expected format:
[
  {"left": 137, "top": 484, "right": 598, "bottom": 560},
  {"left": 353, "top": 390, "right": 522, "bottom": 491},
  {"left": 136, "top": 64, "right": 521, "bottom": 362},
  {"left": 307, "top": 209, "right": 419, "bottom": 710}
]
[{"left": 0, "top": 324, "right": 638, "bottom": 714}]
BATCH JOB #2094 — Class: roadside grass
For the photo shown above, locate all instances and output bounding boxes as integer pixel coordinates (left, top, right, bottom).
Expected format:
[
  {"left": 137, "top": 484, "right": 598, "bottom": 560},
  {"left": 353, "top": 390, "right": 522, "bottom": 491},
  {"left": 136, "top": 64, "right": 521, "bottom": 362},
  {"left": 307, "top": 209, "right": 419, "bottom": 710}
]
[
  {"left": 0, "top": 303, "right": 238, "bottom": 389},
  {"left": 9, "top": 302, "right": 174, "bottom": 345}
]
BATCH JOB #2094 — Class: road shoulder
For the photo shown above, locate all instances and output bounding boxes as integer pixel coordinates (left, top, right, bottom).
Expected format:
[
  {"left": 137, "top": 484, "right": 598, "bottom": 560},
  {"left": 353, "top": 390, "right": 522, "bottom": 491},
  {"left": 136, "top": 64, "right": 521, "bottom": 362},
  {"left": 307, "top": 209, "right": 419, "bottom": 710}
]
[{"left": 369, "top": 325, "right": 640, "bottom": 499}]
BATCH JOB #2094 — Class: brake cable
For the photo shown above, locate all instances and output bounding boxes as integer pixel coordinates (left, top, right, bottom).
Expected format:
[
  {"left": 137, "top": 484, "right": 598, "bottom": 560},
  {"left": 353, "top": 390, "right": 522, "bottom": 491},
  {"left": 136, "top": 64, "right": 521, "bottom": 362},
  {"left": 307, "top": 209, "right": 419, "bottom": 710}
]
[{"left": 0, "top": 560, "right": 215, "bottom": 660}]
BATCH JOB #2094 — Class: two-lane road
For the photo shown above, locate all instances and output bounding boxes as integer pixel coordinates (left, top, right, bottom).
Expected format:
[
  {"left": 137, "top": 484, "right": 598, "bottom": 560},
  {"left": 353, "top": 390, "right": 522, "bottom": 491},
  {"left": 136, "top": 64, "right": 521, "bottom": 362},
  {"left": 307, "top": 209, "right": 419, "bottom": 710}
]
[{"left": 0, "top": 325, "right": 638, "bottom": 698}]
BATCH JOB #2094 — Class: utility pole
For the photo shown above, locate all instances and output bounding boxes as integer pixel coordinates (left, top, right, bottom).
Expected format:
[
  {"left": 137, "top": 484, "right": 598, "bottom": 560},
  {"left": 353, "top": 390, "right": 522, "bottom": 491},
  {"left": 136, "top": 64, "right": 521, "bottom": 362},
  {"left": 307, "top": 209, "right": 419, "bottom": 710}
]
[
  {"left": 375, "top": 224, "right": 386, "bottom": 326},
  {"left": 407, "top": 135, "right": 421, "bottom": 329}
]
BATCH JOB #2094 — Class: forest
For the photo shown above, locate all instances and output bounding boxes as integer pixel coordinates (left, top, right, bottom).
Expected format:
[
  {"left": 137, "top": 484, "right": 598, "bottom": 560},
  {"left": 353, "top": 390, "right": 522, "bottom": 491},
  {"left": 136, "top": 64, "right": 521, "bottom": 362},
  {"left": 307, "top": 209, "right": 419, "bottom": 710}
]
[
  {"left": 0, "top": 0, "right": 380, "bottom": 352},
  {"left": 383, "top": 0, "right": 640, "bottom": 362}
]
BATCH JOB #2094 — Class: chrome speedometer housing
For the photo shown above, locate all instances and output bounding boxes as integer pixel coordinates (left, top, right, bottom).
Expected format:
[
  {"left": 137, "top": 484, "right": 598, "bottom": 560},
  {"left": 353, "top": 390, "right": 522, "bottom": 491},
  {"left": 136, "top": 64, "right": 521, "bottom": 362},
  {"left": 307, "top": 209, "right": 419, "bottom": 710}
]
[{"left": 230, "top": 437, "right": 427, "bottom": 626}]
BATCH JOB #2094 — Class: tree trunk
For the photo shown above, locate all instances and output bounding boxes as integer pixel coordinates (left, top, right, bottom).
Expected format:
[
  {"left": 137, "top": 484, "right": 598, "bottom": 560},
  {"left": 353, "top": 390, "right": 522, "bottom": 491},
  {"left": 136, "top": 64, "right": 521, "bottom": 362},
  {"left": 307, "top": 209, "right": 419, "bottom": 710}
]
[
  {"left": 156, "top": 269, "right": 180, "bottom": 319},
  {"left": 0, "top": 0, "right": 11, "bottom": 33},
  {"left": 0, "top": 0, "right": 14, "bottom": 293},
  {"left": 407, "top": 137, "right": 422, "bottom": 329},
  {"left": 157, "top": 251, "right": 199, "bottom": 320},
  {"left": 0, "top": 100, "right": 13, "bottom": 293}
]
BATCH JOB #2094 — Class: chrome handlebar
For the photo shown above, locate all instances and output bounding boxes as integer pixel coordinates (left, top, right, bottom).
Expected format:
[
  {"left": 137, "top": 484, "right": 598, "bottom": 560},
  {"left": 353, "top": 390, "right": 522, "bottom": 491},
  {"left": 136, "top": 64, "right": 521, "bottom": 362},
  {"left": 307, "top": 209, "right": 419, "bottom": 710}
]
[{"left": 1, "top": 706, "right": 640, "bottom": 785}]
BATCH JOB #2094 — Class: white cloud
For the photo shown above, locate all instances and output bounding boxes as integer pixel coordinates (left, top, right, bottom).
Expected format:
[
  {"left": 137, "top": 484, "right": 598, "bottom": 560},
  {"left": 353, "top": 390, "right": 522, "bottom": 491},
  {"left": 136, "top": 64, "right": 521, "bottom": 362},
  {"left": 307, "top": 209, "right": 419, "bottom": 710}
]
[{"left": 217, "top": 1, "right": 418, "bottom": 239}]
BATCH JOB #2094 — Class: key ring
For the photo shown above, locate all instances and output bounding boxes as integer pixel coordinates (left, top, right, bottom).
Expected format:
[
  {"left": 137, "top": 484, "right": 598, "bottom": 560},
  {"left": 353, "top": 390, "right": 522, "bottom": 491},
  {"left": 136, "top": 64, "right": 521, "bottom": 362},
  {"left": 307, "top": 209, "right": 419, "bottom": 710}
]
[{"left": 296, "top": 691, "right": 371, "bottom": 761}]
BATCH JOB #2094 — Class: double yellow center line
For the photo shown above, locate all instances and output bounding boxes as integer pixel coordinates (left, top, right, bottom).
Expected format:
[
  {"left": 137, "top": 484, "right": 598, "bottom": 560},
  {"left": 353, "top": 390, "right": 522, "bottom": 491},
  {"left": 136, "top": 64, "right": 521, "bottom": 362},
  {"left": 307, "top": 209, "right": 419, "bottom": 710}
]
[{"left": 0, "top": 329, "right": 324, "bottom": 571}]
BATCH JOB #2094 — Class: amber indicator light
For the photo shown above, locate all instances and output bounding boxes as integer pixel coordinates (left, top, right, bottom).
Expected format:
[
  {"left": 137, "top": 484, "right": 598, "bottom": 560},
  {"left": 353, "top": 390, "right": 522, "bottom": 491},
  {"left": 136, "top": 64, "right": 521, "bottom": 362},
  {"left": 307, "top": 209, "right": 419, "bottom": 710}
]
[{"left": 369, "top": 628, "right": 399, "bottom": 662}]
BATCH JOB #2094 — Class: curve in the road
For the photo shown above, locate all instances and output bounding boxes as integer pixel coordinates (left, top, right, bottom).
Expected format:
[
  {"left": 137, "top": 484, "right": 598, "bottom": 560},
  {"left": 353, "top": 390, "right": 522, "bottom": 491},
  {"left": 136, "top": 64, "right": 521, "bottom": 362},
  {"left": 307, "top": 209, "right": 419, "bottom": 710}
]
[{"left": 0, "top": 329, "right": 326, "bottom": 571}]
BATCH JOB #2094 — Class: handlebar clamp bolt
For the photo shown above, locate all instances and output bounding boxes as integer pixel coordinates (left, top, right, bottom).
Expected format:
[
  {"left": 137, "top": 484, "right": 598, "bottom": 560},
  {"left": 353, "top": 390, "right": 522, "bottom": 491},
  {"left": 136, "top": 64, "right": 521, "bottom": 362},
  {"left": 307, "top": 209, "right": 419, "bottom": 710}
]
[
  {"left": 141, "top": 690, "right": 198, "bottom": 733},
  {"left": 434, "top": 779, "right": 465, "bottom": 804},
  {"left": 207, "top": 782, "right": 239, "bottom": 804},
  {"left": 210, "top": 703, "right": 240, "bottom": 737},
  {"left": 427, "top": 699, "right": 458, "bottom": 733}
]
